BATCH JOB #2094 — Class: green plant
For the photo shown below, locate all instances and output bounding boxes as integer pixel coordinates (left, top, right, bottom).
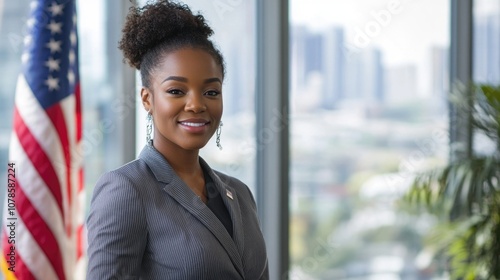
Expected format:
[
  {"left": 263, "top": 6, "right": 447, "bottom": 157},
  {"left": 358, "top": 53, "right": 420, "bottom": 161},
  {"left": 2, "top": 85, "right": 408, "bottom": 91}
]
[{"left": 404, "top": 84, "right": 500, "bottom": 280}]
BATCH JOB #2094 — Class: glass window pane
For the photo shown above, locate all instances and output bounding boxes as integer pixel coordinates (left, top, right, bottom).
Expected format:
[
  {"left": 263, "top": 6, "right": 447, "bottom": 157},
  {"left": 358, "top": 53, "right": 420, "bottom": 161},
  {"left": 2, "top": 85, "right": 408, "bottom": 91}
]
[
  {"left": 289, "top": 1, "right": 450, "bottom": 278},
  {"left": 474, "top": 0, "right": 500, "bottom": 84},
  {"left": 135, "top": 0, "right": 257, "bottom": 193},
  {"left": 0, "top": 0, "right": 31, "bottom": 221},
  {"left": 473, "top": 0, "right": 499, "bottom": 176},
  {"left": 77, "top": 0, "right": 129, "bottom": 210}
]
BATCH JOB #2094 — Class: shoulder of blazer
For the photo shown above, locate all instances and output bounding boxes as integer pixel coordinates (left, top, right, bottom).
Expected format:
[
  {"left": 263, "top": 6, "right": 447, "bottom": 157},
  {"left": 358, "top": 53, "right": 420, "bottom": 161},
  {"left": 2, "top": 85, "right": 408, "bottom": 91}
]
[{"left": 98, "top": 158, "right": 154, "bottom": 188}]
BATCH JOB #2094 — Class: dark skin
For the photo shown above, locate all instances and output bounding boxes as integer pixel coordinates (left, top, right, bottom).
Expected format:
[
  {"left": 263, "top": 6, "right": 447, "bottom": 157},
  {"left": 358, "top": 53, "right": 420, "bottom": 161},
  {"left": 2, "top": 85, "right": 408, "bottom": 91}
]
[{"left": 141, "top": 48, "right": 223, "bottom": 203}]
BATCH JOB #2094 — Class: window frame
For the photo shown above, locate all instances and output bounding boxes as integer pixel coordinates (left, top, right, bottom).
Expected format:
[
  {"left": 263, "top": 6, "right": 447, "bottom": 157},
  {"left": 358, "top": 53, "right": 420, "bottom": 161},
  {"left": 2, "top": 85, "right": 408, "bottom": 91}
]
[
  {"left": 449, "top": 0, "right": 473, "bottom": 161},
  {"left": 255, "top": 0, "right": 290, "bottom": 279}
]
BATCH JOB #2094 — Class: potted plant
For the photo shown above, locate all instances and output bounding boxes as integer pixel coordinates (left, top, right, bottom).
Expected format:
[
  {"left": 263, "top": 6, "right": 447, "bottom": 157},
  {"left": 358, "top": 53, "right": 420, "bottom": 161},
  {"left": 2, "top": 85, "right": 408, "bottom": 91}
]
[{"left": 404, "top": 83, "right": 500, "bottom": 279}]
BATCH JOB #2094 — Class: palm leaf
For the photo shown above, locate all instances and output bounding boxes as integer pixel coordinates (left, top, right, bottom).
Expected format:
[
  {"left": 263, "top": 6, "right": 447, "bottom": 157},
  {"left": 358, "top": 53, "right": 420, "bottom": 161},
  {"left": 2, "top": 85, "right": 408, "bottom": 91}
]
[{"left": 403, "top": 83, "right": 500, "bottom": 279}]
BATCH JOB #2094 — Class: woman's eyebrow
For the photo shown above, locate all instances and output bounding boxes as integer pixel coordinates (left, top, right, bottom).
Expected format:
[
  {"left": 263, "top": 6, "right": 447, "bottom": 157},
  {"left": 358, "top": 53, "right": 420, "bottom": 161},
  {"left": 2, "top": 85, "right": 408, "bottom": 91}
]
[
  {"left": 204, "top": 77, "right": 222, "bottom": 84},
  {"left": 162, "top": 76, "right": 188, "bottom": 84},
  {"left": 161, "top": 76, "right": 222, "bottom": 84}
]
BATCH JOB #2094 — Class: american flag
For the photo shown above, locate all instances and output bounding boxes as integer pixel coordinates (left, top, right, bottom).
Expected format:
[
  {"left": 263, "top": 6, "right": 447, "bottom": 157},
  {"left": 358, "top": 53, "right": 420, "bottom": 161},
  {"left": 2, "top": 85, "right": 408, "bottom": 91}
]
[{"left": 1, "top": 0, "right": 85, "bottom": 279}]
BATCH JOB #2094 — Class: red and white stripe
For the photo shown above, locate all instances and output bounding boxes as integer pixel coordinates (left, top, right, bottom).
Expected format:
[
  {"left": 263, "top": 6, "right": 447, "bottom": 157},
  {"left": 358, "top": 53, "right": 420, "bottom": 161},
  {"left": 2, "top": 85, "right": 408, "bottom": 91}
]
[{"left": 2, "top": 75, "right": 85, "bottom": 279}]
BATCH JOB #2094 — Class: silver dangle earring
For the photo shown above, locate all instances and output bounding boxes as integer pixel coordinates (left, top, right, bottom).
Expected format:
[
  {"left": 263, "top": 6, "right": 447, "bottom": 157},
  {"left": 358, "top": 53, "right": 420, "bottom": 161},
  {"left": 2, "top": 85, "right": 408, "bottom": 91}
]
[
  {"left": 146, "top": 111, "right": 153, "bottom": 145},
  {"left": 216, "top": 121, "right": 223, "bottom": 150}
]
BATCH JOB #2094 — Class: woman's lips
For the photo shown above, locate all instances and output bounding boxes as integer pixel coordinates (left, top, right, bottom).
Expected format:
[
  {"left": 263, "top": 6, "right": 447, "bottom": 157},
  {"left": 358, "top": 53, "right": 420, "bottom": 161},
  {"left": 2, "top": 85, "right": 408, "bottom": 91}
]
[
  {"left": 180, "top": 122, "right": 206, "bottom": 127},
  {"left": 178, "top": 120, "right": 210, "bottom": 133}
]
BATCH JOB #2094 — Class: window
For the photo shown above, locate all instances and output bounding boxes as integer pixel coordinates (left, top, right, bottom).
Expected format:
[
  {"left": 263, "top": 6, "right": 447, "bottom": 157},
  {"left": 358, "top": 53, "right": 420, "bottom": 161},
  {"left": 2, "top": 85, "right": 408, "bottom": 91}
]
[
  {"left": 1, "top": 1, "right": 476, "bottom": 279},
  {"left": 474, "top": 0, "right": 500, "bottom": 85},
  {"left": 0, "top": 0, "right": 31, "bottom": 216},
  {"left": 289, "top": 0, "right": 450, "bottom": 278},
  {"left": 77, "top": 0, "right": 132, "bottom": 210},
  {"left": 472, "top": 0, "right": 499, "bottom": 179}
]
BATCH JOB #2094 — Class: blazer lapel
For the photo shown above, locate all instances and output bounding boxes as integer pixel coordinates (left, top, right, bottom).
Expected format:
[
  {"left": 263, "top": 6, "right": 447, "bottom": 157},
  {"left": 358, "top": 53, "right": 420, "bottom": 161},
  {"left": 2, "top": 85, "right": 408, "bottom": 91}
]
[
  {"left": 199, "top": 159, "right": 246, "bottom": 256},
  {"left": 139, "top": 146, "right": 244, "bottom": 277}
]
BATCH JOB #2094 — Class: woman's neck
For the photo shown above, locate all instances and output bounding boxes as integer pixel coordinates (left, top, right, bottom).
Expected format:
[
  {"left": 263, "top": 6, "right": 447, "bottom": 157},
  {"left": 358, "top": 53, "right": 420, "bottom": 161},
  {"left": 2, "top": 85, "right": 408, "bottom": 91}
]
[
  {"left": 152, "top": 139, "right": 202, "bottom": 177},
  {"left": 152, "top": 138, "right": 207, "bottom": 201}
]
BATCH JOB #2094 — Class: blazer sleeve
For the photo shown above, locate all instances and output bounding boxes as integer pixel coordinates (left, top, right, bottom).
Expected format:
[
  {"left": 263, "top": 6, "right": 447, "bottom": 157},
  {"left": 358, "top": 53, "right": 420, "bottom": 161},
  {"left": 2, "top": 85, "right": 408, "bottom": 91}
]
[{"left": 86, "top": 171, "right": 147, "bottom": 280}]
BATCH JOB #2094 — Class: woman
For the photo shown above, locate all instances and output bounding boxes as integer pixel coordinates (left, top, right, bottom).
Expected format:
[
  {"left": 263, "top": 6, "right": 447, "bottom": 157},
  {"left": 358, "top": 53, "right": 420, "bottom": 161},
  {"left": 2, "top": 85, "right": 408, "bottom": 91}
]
[{"left": 86, "top": 1, "right": 269, "bottom": 279}]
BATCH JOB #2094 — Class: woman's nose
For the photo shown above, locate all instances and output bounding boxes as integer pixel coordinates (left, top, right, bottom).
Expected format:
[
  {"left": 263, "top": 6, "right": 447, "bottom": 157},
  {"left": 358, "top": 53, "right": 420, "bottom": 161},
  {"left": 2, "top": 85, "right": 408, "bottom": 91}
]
[{"left": 184, "top": 93, "right": 206, "bottom": 113}]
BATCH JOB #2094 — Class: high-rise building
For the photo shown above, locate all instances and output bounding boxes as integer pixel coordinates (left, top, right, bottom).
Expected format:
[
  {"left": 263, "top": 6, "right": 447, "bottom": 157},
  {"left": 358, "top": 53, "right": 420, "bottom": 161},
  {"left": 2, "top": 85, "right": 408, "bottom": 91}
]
[
  {"left": 431, "top": 46, "right": 449, "bottom": 111},
  {"left": 305, "top": 32, "right": 323, "bottom": 75},
  {"left": 291, "top": 25, "right": 311, "bottom": 92},
  {"left": 384, "top": 65, "right": 418, "bottom": 104},
  {"left": 343, "top": 48, "right": 384, "bottom": 104},
  {"left": 474, "top": 14, "right": 500, "bottom": 84},
  {"left": 291, "top": 25, "right": 328, "bottom": 112},
  {"left": 292, "top": 25, "right": 384, "bottom": 109},
  {"left": 224, "top": 43, "right": 245, "bottom": 116},
  {"left": 321, "top": 27, "right": 344, "bottom": 109},
  {"left": 360, "top": 48, "right": 384, "bottom": 103}
]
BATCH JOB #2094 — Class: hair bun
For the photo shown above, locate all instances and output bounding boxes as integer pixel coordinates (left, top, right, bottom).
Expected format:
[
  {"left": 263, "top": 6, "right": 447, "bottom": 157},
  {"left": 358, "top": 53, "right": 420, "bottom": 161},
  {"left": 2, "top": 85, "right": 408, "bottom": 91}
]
[{"left": 119, "top": 0, "right": 214, "bottom": 69}]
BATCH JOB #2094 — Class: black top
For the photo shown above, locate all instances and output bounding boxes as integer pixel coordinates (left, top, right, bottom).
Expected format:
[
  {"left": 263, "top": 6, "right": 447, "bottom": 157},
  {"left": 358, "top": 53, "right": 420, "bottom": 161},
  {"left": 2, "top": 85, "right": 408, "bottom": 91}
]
[{"left": 203, "top": 168, "right": 234, "bottom": 238}]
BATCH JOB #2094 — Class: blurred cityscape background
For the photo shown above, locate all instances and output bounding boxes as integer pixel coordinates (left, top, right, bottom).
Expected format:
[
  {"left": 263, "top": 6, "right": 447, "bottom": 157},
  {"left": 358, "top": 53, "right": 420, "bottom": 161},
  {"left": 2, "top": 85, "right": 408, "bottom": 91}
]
[{"left": 0, "top": 0, "right": 498, "bottom": 279}]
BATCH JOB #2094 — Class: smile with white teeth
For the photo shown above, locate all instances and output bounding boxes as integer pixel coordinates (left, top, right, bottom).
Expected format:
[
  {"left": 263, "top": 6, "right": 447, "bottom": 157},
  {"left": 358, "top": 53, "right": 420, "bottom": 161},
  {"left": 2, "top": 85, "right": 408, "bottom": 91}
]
[{"left": 180, "top": 122, "right": 207, "bottom": 127}]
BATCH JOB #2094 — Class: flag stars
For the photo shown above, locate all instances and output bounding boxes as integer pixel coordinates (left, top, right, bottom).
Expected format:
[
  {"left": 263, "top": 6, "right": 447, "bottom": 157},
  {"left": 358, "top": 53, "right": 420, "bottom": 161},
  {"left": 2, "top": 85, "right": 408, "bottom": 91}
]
[
  {"left": 21, "top": 53, "right": 30, "bottom": 64},
  {"left": 47, "top": 20, "right": 63, "bottom": 34},
  {"left": 68, "top": 70, "right": 75, "bottom": 85},
  {"left": 48, "top": 2, "right": 64, "bottom": 16},
  {"left": 27, "top": 18, "right": 36, "bottom": 29},
  {"left": 70, "top": 31, "right": 77, "bottom": 46},
  {"left": 24, "top": 35, "right": 32, "bottom": 47},
  {"left": 30, "top": 1, "right": 38, "bottom": 11},
  {"left": 69, "top": 50, "right": 76, "bottom": 64},
  {"left": 45, "top": 76, "right": 60, "bottom": 91},
  {"left": 45, "top": 57, "right": 60, "bottom": 72},
  {"left": 46, "top": 39, "right": 62, "bottom": 53}
]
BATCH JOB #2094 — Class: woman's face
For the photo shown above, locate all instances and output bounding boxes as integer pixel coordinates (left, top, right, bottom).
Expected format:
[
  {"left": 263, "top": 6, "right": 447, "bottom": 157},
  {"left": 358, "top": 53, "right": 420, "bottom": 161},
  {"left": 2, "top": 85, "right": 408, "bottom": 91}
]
[{"left": 142, "top": 48, "right": 223, "bottom": 151}]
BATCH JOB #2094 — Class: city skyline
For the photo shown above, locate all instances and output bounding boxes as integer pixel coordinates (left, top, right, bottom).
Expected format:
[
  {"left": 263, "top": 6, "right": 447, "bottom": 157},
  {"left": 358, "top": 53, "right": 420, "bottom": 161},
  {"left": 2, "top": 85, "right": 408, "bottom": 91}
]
[
  {"left": 290, "top": 23, "right": 449, "bottom": 112},
  {"left": 290, "top": 0, "right": 449, "bottom": 67}
]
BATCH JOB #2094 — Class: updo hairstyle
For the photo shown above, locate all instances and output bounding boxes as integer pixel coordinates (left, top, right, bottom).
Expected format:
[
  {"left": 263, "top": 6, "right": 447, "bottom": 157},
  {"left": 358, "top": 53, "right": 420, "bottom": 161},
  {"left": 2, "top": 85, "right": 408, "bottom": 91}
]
[{"left": 118, "top": 0, "right": 225, "bottom": 87}]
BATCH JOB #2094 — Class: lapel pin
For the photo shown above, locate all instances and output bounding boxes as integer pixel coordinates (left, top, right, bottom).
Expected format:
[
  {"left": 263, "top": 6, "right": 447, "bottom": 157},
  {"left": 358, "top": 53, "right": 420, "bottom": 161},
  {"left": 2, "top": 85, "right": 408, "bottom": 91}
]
[{"left": 226, "top": 189, "right": 233, "bottom": 200}]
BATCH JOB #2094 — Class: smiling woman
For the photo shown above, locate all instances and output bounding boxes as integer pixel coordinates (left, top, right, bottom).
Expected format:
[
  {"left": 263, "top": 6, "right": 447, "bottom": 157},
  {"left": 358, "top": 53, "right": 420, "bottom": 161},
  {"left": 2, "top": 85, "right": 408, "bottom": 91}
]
[
  {"left": 85, "top": 1, "right": 268, "bottom": 279},
  {"left": 141, "top": 48, "right": 223, "bottom": 157}
]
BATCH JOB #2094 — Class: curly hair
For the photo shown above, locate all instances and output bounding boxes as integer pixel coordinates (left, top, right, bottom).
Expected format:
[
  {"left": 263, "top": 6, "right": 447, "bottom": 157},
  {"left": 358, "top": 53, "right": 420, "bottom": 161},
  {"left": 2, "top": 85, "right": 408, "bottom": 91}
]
[{"left": 118, "top": 0, "right": 225, "bottom": 87}]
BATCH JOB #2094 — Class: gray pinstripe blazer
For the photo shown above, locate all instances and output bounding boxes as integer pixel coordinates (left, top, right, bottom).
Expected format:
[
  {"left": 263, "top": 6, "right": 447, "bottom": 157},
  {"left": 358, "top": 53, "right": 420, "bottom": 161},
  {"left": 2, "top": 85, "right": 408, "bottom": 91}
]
[{"left": 86, "top": 145, "right": 269, "bottom": 280}]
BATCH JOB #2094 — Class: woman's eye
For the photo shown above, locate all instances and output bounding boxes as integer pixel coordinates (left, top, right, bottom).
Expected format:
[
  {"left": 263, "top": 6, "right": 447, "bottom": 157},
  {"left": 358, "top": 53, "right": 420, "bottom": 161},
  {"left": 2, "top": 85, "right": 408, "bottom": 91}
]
[
  {"left": 205, "top": 90, "right": 221, "bottom": 97},
  {"left": 167, "top": 89, "right": 183, "bottom": 95}
]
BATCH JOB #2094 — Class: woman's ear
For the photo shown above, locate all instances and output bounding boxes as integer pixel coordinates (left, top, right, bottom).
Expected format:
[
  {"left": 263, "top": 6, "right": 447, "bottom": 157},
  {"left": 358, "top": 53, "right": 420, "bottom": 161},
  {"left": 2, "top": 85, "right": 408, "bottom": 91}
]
[{"left": 141, "top": 87, "right": 152, "bottom": 112}]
